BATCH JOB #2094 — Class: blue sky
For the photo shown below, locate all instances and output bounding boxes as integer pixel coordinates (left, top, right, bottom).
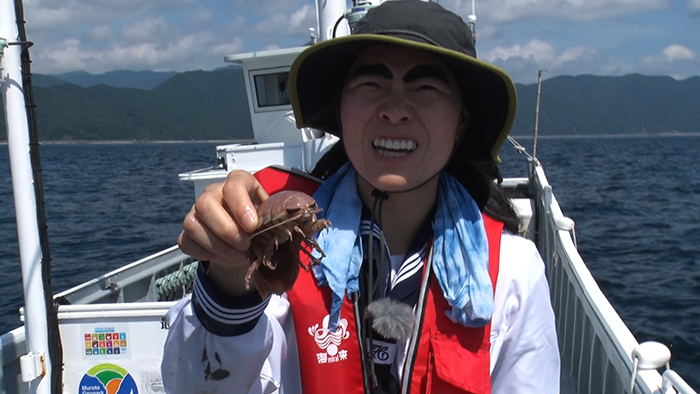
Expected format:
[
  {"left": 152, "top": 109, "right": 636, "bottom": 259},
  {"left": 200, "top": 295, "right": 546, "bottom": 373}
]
[{"left": 20, "top": 0, "right": 699, "bottom": 84}]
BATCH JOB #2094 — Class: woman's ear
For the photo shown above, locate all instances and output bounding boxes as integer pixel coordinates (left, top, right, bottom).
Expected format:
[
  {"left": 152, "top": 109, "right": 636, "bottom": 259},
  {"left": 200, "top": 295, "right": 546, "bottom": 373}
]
[{"left": 456, "top": 107, "right": 470, "bottom": 141}]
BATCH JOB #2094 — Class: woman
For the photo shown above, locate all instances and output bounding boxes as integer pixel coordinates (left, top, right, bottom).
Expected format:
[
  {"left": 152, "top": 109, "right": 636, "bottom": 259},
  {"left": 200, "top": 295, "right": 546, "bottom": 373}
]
[{"left": 163, "top": 1, "right": 560, "bottom": 393}]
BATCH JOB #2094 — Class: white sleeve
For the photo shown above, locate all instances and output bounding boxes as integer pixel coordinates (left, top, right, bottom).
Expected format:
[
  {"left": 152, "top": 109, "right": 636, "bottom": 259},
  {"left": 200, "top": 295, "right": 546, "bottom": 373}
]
[
  {"left": 161, "top": 262, "right": 291, "bottom": 394},
  {"left": 489, "top": 233, "right": 561, "bottom": 394}
]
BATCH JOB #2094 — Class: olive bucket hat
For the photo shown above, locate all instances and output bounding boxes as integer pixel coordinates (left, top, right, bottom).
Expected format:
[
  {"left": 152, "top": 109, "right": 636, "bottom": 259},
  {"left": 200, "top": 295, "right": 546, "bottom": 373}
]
[{"left": 289, "top": 0, "right": 517, "bottom": 164}]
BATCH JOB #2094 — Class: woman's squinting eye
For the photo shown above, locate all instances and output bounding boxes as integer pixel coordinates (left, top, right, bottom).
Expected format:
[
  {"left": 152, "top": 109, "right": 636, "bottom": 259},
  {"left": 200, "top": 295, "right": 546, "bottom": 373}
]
[
  {"left": 418, "top": 84, "right": 440, "bottom": 91},
  {"left": 347, "top": 76, "right": 382, "bottom": 89},
  {"left": 415, "top": 80, "right": 450, "bottom": 93},
  {"left": 360, "top": 80, "right": 382, "bottom": 87}
]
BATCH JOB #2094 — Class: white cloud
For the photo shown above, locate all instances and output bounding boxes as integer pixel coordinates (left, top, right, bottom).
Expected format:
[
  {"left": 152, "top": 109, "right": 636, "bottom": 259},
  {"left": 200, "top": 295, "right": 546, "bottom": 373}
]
[
  {"left": 108, "top": 33, "right": 215, "bottom": 70},
  {"left": 643, "top": 44, "right": 695, "bottom": 65},
  {"left": 120, "top": 18, "right": 171, "bottom": 42},
  {"left": 445, "top": 0, "right": 669, "bottom": 22},
  {"left": 254, "top": 6, "right": 313, "bottom": 36},
  {"left": 638, "top": 45, "right": 698, "bottom": 79},
  {"left": 37, "top": 31, "right": 216, "bottom": 73},
  {"left": 254, "top": 13, "right": 289, "bottom": 37},
  {"left": 19, "top": 0, "right": 696, "bottom": 81},
  {"left": 289, "top": 5, "right": 313, "bottom": 30},
  {"left": 210, "top": 38, "right": 244, "bottom": 58},
  {"left": 690, "top": 0, "right": 700, "bottom": 14},
  {"left": 189, "top": 8, "right": 215, "bottom": 25},
  {"left": 225, "top": 15, "right": 248, "bottom": 35},
  {"left": 483, "top": 39, "right": 557, "bottom": 64},
  {"left": 252, "top": 5, "right": 315, "bottom": 46},
  {"left": 37, "top": 38, "right": 92, "bottom": 72},
  {"left": 662, "top": 45, "right": 695, "bottom": 61},
  {"left": 559, "top": 46, "right": 600, "bottom": 65},
  {"left": 230, "top": 0, "right": 305, "bottom": 16},
  {"left": 482, "top": 39, "right": 602, "bottom": 82},
  {"left": 87, "top": 25, "right": 113, "bottom": 41},
  {"left": 25, "top": 6, "right": 74, "bottom": 29}
]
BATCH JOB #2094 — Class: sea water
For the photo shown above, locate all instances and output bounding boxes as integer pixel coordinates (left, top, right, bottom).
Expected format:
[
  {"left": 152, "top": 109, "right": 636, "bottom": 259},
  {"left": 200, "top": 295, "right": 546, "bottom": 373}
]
[{"left": 1, "top": 136, "right": 698, "bottom": 387}]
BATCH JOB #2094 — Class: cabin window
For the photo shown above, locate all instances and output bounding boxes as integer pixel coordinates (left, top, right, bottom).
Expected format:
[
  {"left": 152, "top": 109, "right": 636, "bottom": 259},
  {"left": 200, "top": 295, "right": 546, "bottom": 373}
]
[{"left": 253, "top": 72, "right": 290, "bottom": 108}]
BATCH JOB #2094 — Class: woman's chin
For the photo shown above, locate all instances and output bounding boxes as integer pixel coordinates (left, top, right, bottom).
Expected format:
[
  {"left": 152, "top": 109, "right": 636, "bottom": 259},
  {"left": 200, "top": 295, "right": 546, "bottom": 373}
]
[{"left": 367, "top": 174, "right": 433, "bottom": 193}]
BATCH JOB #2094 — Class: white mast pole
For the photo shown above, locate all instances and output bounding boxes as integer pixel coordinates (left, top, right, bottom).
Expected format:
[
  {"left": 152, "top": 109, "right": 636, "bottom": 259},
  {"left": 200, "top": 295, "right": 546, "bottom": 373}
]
[
  {"left": 0, "top": 0, "right": 52, "bottom": 392},
  {"left": 316, "top": 0, "right": 348, "bottom": 41}
]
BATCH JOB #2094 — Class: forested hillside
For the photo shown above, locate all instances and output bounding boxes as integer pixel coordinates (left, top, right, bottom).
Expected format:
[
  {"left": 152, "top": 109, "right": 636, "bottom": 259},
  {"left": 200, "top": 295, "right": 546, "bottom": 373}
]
[
  {"left": 1, "top": 71, "right": 699, "bottom": 141},
  {"left": 512, "top": 74, "right": 700, "bottom": 136},
  {"left": 1, "top": 68, "right": 253, "bottom": 141}
]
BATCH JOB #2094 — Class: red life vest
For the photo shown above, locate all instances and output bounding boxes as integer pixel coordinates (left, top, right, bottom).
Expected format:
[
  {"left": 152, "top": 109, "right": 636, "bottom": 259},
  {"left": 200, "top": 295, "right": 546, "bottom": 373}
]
[{"left": 253, "top": 166, "right": 503, "bottom": 394}]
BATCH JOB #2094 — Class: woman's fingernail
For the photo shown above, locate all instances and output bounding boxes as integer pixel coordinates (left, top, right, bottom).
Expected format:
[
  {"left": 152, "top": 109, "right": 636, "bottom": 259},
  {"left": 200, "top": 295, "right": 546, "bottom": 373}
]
[{"left": 241, "top": 211, "right": 256, "bottom": 231}]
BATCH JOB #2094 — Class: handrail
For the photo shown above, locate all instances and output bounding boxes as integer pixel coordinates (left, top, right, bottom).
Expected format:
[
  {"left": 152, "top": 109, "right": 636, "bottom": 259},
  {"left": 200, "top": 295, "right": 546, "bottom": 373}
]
[
  {"left": 663, "top": 370, "right": 699, "bottom": 394},
  {"left": 531, "top": 160, "right": 696, "bottom": 393}
]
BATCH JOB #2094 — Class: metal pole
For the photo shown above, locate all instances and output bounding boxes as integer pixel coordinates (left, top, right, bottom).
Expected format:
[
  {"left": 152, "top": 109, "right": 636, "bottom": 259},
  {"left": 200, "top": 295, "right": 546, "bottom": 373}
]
[
  {"left": 0, "top": 0, "right": 52, "bottom": 392},
  {"left": 533, "top": 69, "right": 546, "bottom": 159},
  {"left": 316, "top": 0, "right": 348, "bottom": 41}
]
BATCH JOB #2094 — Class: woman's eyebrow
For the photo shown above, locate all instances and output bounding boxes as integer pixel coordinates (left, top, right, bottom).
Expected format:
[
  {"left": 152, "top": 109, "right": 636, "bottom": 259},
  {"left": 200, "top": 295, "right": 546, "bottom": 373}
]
[
  {"left": 403, "top": 65, "right": 448, "bottom": 83},
  {"left": 348, "top": 64, "right": 393, "bottom": 80}
]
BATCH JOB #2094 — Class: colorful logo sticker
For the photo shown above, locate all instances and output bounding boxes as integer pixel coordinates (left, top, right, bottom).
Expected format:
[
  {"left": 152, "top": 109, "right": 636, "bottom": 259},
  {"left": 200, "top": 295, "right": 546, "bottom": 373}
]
[
  {"left": 84, "top": 328, "right": 127, "bottom": 356},
  {"left": 78, "top": 363, "right": 138, "bottom": 394}
]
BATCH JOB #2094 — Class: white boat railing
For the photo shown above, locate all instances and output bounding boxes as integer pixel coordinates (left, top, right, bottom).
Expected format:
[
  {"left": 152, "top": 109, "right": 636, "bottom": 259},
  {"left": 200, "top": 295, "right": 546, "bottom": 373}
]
[
  {"left": 53, "top": 245, "right": 196, "bottom": 305},
  {"left": 531, "top": 160, "right": 695, "bottom": 394},
  {"left": 0, "top": 246, "right": 196, "bottom": 394},
  {"left": 664, "top": 371, "right": 698, "bottom": 394}
]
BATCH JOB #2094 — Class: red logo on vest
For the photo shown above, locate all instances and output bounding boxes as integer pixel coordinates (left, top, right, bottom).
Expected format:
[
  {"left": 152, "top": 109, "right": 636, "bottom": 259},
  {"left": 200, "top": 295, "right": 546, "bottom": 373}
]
[{"left": 308, "top": 314, "right": 351, "bottom": 365}]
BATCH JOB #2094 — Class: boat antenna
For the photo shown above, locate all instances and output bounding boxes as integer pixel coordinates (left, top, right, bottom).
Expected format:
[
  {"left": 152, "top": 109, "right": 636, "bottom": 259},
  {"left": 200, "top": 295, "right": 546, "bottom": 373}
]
[
  {"left": 338, "top": 0, "right": 381, "bottom": 37},
  {"left": 466, "top": 0, "right": 477, "bottom": 43},
  {"left": 532, "top": 69, "right": 547, "bottom": 159}
]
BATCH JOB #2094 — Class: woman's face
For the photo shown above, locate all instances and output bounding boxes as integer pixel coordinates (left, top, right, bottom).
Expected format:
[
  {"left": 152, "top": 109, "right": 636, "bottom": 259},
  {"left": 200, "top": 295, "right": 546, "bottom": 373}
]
[{"left": 339, "top": 44, "right": 466, "bottom": 193}]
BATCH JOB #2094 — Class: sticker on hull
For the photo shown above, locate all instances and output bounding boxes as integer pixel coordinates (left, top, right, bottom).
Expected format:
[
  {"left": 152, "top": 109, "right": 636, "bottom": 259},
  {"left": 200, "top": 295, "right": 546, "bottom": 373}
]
[
  {"left": 78, "top": 363, "right": 138, "bottom": 394},
  {"left": 84, "top": 328, "right": 128, "bottom": 356}
]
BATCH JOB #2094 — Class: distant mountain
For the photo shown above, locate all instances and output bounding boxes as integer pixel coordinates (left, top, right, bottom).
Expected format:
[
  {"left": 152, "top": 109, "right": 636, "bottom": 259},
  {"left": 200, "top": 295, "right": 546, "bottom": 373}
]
[
  {"left": 512, "top": 74, "right": 700, "bottom": 136},
  {"left": 42, "top": 70, "right": 179, "bottom": 90},
  {"left": 31, "top": 74, "right": 70, "bottom": 88},
  {"left": 0, "top": 67, "right": 253, "bottom": 141},
  {"left": 1, "top": 72, "right": 698, "bottom": 142}
]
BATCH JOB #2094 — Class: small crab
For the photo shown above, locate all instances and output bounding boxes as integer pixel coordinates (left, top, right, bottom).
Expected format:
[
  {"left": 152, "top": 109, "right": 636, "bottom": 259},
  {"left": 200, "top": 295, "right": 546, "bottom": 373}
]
[{"left": 245, "top": 190, "right": 331, "bottom": 297}]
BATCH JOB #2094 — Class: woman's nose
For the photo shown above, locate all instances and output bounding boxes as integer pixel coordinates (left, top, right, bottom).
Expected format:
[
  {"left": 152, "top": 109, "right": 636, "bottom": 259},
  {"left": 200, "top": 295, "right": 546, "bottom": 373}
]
[{"left": 378, "top": 92, "right": 412, "bottom": 124}]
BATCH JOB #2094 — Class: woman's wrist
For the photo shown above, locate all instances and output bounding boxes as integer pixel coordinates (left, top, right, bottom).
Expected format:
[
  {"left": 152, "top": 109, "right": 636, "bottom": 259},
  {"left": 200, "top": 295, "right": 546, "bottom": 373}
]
[
  {"left": 193, "top": 261, "right": 268, "bottom": 336},
  {"left": 206, "top": 260, "right": 257, "bottom": 297}
]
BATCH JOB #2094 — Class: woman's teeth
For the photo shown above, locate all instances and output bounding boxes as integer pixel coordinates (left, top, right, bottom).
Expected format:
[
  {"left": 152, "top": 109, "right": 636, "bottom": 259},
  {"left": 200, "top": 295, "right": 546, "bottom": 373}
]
[{"left": 372, "top": 138, "right": 417, "bottom": 157}]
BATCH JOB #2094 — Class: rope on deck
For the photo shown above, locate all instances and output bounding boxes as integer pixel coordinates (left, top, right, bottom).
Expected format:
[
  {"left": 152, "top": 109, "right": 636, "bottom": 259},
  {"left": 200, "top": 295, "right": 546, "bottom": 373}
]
[{"left": 155, "top": 261, "right": 198, "bottom": 301}]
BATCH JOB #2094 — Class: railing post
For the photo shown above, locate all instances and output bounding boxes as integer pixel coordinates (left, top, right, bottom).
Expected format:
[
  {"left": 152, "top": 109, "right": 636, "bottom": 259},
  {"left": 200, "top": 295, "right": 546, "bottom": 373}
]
[{"left": 1, "top": 0, "right": 53, "bottom": 392}]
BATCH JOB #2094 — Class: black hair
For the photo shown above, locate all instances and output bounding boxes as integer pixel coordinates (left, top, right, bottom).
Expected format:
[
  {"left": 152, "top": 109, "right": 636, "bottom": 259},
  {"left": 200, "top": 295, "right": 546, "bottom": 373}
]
[{"left": 310, "top": 143, "right": 520, "bottom": 234}]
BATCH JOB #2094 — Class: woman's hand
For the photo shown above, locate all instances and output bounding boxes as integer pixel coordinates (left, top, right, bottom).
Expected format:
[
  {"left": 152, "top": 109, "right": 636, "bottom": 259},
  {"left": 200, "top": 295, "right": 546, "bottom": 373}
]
[{"left": 178, "top": 170, "right": 269, "bottom": 295}]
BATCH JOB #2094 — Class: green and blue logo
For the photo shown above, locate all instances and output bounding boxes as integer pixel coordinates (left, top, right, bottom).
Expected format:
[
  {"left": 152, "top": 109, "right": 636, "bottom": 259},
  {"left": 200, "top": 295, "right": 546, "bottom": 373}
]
[{"left": 78, "top": 363, "right": 138, "bottom": 394}]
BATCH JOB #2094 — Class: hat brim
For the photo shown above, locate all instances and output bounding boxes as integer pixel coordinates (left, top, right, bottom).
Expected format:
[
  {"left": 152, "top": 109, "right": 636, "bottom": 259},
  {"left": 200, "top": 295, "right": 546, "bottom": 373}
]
[{"left": 289, "top": 34, "right": 517, "bottom": 164}]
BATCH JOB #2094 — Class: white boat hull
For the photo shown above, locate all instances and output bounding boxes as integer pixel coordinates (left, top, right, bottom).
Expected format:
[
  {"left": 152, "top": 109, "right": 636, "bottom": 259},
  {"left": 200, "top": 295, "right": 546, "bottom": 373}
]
[{"left": 1, "top": 163, "right": 695, "bottom": 393}]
